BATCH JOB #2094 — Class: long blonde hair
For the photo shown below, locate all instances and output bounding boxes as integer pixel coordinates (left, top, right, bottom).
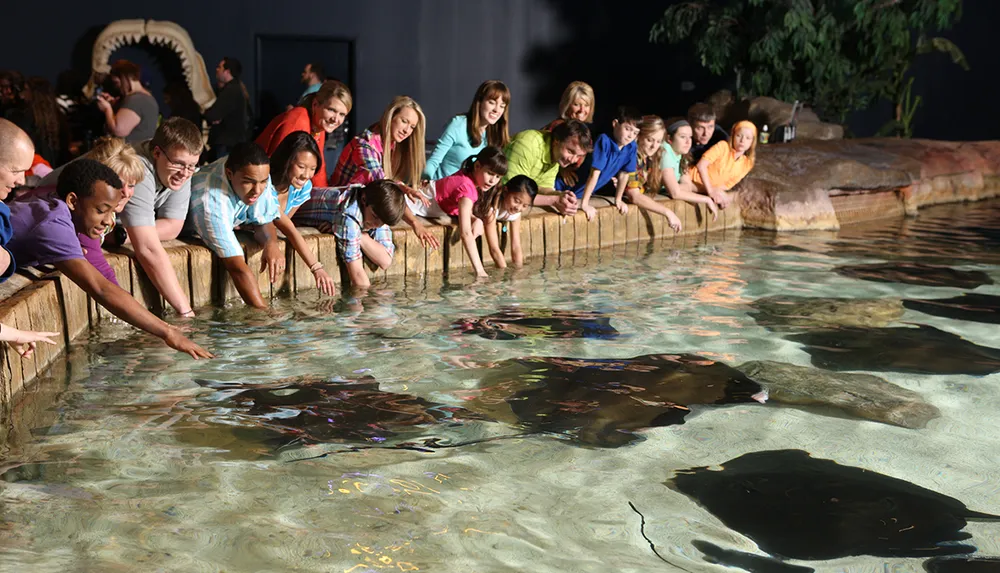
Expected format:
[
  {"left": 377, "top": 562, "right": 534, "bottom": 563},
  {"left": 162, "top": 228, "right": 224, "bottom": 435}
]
[
  {"left": 378, "top": 96, "right": 425, "bottom": 187},
  {"left": 558, "top": 81, "right": 595, "bottom": 123},
  {"left": 88, "top": 136, "right": 144, "bottom": 185},
  {"left": 466, "top": 80, "right": 511, "bottom": 148},
  {"left": 634, "top": 116, "right": 666, "bottom": 195}
]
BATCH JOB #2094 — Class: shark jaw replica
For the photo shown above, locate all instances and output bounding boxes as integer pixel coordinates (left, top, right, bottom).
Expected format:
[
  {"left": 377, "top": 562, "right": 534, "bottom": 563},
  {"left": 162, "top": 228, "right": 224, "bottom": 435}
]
[{"left": 87, "top": 19, "right": 216, "bottom": 110}]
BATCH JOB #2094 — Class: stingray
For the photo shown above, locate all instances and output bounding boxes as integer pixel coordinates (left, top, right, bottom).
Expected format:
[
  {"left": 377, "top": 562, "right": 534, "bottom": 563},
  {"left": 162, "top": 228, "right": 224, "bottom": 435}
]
[
  {"left": 903, "top": 293, "right": 1000, "bottom": 324},
  {"left": 692, "top": 540, "right": 815, "bottom": 573},
  {"left": 468, "top": 354, "right": 766, "bottom": 447},
  {"left": 667, "top": 449, "right": 1000, "bottom": 561},
  {"left": 785, "top": 324, "right": 1000, "bottom": 375},
  {"left": 452, "top": 307, "right": 620, "bottom": 340},
  {"left": 748, "top": 295, "right": 904, "bottom": 331},
  {"left": 193, "top": 376, "right": 486, "bottom": 447},
  {"left": 924, "top": 557, "right": 1000, "bottom": 573},
  {"left": 834, "top": 262, "right": 994, "bottom": 289}
]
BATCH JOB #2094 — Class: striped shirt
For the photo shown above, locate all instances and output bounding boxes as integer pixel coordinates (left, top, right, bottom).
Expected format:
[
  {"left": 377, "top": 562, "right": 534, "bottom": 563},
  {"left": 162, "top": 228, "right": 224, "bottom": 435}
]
[
  {"left": 187, "top": 158, "right": 281, "bottom": 259},
  {"left": 331, "top": 128, "right": 385, "bottom": 187},
  {"left": 292, "top": 186, "right": 395, "bottom": 264}
]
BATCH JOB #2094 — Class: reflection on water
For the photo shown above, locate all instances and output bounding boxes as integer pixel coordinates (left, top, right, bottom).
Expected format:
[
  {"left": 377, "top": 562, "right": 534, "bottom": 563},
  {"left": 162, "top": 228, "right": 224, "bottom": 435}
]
[
  {"left": 668, "top": 449, "right": 999, "bottom": 560},
  {"left": 470, "top": 354, "right": 766, "bottom": 447},
  {"left": 452, "top": 307, "right": 620, "bottom": 340},
  {"left": 2, "top": 200, "right": 1000, "bottom": 572}
]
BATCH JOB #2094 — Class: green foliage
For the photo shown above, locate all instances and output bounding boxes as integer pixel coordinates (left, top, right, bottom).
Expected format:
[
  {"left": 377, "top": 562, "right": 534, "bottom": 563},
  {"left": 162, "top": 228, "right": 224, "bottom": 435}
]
[{"left": 650, "top": 0, "right": 966, "bottom": 128}]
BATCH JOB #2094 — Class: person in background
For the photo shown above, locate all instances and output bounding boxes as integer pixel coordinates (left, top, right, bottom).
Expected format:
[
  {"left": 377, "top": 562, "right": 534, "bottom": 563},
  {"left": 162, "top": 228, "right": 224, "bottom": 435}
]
[
  {"left": 256, "top": 80, "right": 352, "bottom": 188},
  {"left": 691, "top": 120, "right": 758, "bottom": 210},
  {"left": 6, "top": 159, "right": 211, "bottom": 358},
  {"left": 204, "top": 57, "right": 251, "bottom": 161},
  {"left": 0, "top": 71, "right": 25, "bottom": 122},
  {"left": 163, "top": 81, "right": 203, "bottom": 127},
  {"left": 476, "top": 175, "right": 537, "bottom": 270},
  {"left": 325, "top": 95, "right": 439, "bottom": 249},
  {"left": 424, "top": 80, "right": 511, "bottom": 181},
  {"left": 103, "top": 118, "right": 204, "bottom": 317},
  {"left": 503, "top": 119, "right": 591, "bottom": 216},
  {"left": 267, "top": 131, "right": 336, "bottom": 295},
  {"left": 97, "top": 60, "right": 159, "bottom": 144},
  {"left": 433, "top": 146, "right": 507, "bottom": 278},
  {"left": 298, "top": 62, "right": 326, "bottom": 104},
  {"left": 688, "top": 102, "right": 729, "bottom": 164},
  {"left": 186, "top": 142, "right": 282, "bottom": 310},
  {"left": 5, "top": 77, "right": 67, "bottom": 165},
  {"left": 543, "top": 81, "right": 595, "bottom": 188},
  {"left": 292, "top": 180, "right": 407, "bottom": 291}
]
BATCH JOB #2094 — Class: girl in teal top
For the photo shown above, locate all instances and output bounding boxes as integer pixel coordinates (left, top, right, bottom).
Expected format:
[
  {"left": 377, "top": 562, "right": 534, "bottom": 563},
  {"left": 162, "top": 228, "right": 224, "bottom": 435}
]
[{"left": 423, "top": 80, "right": 511, "bottom": 181}]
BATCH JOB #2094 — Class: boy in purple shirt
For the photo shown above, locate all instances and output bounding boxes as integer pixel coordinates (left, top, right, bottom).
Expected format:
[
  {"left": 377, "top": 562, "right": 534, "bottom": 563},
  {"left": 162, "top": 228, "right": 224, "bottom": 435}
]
[
  {"left": 566, "top": 106, "right": 642, "bottom": 221},
  {"left": 6, "top": 159, "right": 213, "bottom": 359}
]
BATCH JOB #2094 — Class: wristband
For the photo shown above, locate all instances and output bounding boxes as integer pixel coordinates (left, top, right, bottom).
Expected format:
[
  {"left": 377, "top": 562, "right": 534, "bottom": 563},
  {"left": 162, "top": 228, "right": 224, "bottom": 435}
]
[{"left": 310, "top": 262, "right": 324, "bottom": 273}]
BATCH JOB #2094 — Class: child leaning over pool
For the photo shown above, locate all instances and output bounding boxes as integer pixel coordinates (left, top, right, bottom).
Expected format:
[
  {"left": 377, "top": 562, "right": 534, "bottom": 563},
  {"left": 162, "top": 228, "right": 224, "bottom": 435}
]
[
  {"left": 433, "top": 146, "right": 508, "bottom": 278},
  {"left": 291, "top": 180, "right": 407, "bottom": 291},
  {"left": 475, "top": 174, "right": 538, "bottom": 269},
  {"left": 690, "top": 120, "right": 757, "bottom": 210},
  {"left": 626, "top": 116, "right": 717, "bottom": 223},
  {"left": 565, "top": 106, "right": 642, "bottom": 222}
]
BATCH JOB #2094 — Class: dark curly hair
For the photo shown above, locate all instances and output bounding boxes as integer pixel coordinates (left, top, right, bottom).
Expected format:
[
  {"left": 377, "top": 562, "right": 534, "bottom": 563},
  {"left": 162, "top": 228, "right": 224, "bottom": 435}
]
[
  {"left": 57, "top": 158, "right": 123, "bottom": 200},
  {"left": 225, "top": 142, "right": 271, "bottom": 173}
]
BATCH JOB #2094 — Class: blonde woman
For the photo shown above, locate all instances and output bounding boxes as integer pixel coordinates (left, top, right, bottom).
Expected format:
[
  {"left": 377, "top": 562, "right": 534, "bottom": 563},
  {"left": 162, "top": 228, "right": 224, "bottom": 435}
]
[
  {"left": 327, "top": 95, "right": 438, "bottom": 248},
  {"left": 543, "top": 81, "right": 595, "bottom": 131}
]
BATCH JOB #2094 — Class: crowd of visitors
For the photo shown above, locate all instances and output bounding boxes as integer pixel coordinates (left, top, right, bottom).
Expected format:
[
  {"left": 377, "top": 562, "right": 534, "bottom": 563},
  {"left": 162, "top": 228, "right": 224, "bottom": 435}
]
[{"left": 1, "top": 59, "right": 760, "bottom": 359}]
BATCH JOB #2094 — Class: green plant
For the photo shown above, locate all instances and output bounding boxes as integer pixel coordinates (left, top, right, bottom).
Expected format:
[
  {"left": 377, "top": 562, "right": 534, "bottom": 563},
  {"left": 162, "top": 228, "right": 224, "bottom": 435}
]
[{"left": 650, "top": 0, "right": 966, "bottom": 129}]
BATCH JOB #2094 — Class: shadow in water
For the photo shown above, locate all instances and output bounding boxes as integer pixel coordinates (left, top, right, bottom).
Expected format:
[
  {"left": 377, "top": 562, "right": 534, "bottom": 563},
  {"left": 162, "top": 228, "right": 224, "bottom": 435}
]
[
  {"left": 668, "top": 449, "right": 1000, "bottom": 561},
  {"left": 924, "top": 557, "right": 1000, "bottom": 573},
  {"left": 692, "top": 540, "right": 815, "bottom": 573},
  {"left": 834, "top": 262, "right": 994, "bottom": 289},
  {"left": 453, "top": 307, "right": 620, "bottom": 340},
  {"left": 904, "top": 293, "right": 1000, "bottom": 324},
  {"left": 468, "top": 354, "right": 765, "bottom": 447},
  {"left": 786, "top": 325, "right": 1000, "bottom": 375}
]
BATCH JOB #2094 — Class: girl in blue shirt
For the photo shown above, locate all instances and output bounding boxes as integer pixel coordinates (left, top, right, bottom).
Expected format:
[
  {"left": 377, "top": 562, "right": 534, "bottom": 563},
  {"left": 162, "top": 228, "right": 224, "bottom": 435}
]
[
  {"left": 423, "top": 80, "right": 511, "bottom": 181},
  {"left": 268, "top": 131, "right": 336, "bottom": 296}
]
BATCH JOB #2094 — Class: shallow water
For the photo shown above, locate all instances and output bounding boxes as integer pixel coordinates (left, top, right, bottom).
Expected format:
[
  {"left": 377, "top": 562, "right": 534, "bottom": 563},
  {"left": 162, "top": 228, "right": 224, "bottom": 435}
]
[{"left": 2, "top": 200, "right": 1000, "bottom": 572}]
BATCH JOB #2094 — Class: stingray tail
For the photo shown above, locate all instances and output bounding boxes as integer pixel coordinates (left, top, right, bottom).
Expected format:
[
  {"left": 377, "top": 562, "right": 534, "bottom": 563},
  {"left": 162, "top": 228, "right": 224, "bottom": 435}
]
[{"left": 967, "top": 510, "right": 1000, "bottom": 522}]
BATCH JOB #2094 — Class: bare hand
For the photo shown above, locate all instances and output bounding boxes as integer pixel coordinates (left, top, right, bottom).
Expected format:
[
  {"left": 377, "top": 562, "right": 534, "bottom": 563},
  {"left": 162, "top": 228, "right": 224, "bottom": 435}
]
[
  {"left": 706, "top": 199, "right": 719, "bottom": 221},
  {"left": 414, "top": 223, "right": 440, "bottom": 250},
  {"left": 163, "top": 328, "right": 214, "bottom": 359},
  {"left": 96, "top": 93, "right": 113, "bottom": 113},
  {"left": 556, "top": 192, "right": 578, "bottom": 215},
  {"left": 260, "top": 243, "right": 285, "bottom": 284},
  {"left": 709, "top": 189, "right": 730, "bottom": 210},
  {"left": 314, "top": 268, "right": 337, "bottom": 297},
  {"left": 401, "top": 184, "right": 431, "bottom": 209},
  {"left": 666, "top": 211, "right": 682, "bottom": 232},
  {"left": 615, "top": 199, "right": 629, "bottom": 215},
  {"left": 582, "top": 204, "right": 597, "bottom": 221},
  {"left": 4, "top": 328, "right": 59, "bottom": 346}
]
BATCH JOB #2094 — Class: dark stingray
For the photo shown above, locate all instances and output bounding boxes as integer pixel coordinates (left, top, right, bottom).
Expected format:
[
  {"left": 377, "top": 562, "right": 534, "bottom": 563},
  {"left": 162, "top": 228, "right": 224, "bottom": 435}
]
[
  {"left": 194, "top": 376, "right": 486, "bottom": 446},
  {"left": 924, "top": 557, "right": 1000, "bottom": 573},
  {"left": 453, "top": 307, "right": 620, "bottom": 340},
  {"left": 904, "top": 293, "right": 1000, "bottom": 324},
  {"left": 667, "top": 450, "right": 1000, "bottom": 561},
  {"left": 469, "top": 354, "right": 766, "bottom": 447},
  {"left": 786, "top": 325, "right": 1000, "bottom": 375},
  {"left": 692, "top": 540, "right": 815, "bottom": 573},
  {"left": 834, "top": 262, "right": 994, "bottom": 289}
]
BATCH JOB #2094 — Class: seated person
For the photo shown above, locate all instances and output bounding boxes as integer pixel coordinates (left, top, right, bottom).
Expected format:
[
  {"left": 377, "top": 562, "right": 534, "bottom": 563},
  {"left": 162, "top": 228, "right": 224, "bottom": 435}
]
[
  {"left": 688, "top": 102, "right": 730, "bottom": 164},
  {"left": 268, "top": 132, "right": 336, "bottom": 296},
  {"left": 626, "top": 116, "right": 713, "bottom": 226},
  {"left": 690, "top": 120, "right": 757, "bottom": 210},
  {"left": 36, "top": 136, "right": 146, "bottom": 285},
  {"left": 106, "top": 118, "right": 204, "bottom": 317},
  {"left": 292, "top": 180, "right": 406, "bottom": 291},
  {"left": 186, "top": 142, "right": 283, "bottom": 310},
  {"left": 504, "top": 120, "right": 591, "bottom": 216},
  {"left": 6, "top": 159, "right": 211, "bottom": 358},
  {"left": 568, "top": 106, "right": 682, "bottom": 230}
]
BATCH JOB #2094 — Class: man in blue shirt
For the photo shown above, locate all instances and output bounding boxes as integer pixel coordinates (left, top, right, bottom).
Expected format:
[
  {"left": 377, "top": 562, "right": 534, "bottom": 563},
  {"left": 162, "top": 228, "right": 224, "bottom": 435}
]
[
  {"left": 186, "top": 142, "right": 283, "bottom": 309},
  {"left": 567, "top": 106, "right": 641, "bottom": 221}
]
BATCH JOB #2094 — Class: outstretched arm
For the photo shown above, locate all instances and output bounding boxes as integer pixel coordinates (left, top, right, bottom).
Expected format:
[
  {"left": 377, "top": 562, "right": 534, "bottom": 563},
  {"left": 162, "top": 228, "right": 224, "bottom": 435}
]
[{"left": 220, "top": 255, "right": 268, "bottom": 309}]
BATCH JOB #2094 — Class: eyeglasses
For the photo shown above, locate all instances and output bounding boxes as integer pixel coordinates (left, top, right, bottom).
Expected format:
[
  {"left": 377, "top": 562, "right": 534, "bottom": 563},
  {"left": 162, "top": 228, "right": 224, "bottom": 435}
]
[{"left": 155, "top": 146, "right": 198, "bottom": 174}]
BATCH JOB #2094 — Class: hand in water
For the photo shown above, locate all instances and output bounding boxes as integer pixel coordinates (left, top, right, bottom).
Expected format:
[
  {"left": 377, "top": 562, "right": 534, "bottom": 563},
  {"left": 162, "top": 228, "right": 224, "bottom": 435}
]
[
  {"left": 260, "top": 243, "right": 285, "bottom": 284},
  {"left": 163, "top": 329, "right": 214, "bottom": 359}
]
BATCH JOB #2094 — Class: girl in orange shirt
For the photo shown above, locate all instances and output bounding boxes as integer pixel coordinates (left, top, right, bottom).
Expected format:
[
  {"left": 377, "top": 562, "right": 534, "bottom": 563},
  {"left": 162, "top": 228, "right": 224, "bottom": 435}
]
[{"left": 690, "top": 120, "right": 757, "bottom": 210}]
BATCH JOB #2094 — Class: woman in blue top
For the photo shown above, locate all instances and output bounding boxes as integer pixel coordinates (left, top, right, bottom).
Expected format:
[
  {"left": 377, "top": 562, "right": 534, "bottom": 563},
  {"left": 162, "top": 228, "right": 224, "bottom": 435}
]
[
  {"left": 423, "top": 80, "right": 510, "bottom": 181},
  {"left": 268, "top": 131, "right": 336, "bottom": 296}
]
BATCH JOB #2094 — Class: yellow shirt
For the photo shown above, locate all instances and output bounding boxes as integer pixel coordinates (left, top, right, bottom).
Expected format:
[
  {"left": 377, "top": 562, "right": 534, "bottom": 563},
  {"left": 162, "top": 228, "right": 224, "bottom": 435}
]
[
  {"left": 690, "top": 141, "right": 754, "bottom": 190},
  {"left": 504, "top": 130, "right": 558, "bottom": 189}
]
